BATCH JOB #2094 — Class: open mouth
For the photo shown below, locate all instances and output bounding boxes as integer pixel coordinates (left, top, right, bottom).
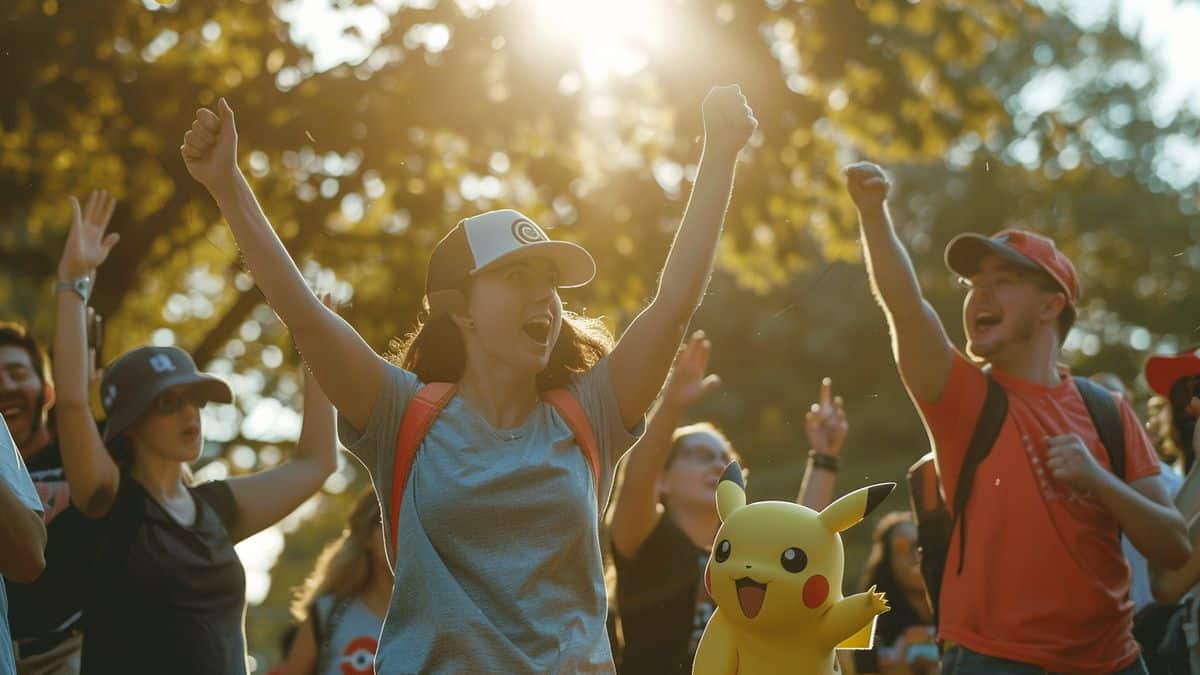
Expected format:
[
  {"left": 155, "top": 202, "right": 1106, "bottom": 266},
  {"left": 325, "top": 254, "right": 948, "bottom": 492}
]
[
  {"left": 974, "top": 313, "right": 1002, "bottom": 332},
  {"left": 521, "top": 317, "right": 551, "bottom": 345},
  {"left": 735, "top": 577, "right": 768, "bottom": 619},
  {"left": 0, "top": 398, "right": 26, "bottom": 421}
]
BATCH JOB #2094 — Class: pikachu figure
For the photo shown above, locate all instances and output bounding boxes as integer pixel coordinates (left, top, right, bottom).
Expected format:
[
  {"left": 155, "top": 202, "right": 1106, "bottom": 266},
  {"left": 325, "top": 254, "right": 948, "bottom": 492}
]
[{"left": 693, "top": 462, "right": 895, "bottom": 675}]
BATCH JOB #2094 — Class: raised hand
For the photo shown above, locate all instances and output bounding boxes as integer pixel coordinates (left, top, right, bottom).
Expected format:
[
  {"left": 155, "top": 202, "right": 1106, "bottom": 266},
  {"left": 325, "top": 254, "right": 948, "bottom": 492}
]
[
  {"left": 181, "top": 97, "right": 239, "bottom": 195},
  {"left": 58, "top": 190, "right": 118, "bottom": 281},
  {"left": 702, "top": 85, "right": 758, "bottom": 156},
  {"left": 805, "top": 377, "right": 848, "bottom": 456},
  {"left": 662, "top": 331, "right": 721, "bottom": 411},
  {"left": 844, "top": 161, "right": 891, "bottom": 212}
]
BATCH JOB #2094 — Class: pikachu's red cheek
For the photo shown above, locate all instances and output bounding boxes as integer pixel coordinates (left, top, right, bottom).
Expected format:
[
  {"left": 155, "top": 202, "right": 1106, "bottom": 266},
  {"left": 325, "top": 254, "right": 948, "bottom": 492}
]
[{"left": 803, "top": 574, "right": 829, "bottom": 609}]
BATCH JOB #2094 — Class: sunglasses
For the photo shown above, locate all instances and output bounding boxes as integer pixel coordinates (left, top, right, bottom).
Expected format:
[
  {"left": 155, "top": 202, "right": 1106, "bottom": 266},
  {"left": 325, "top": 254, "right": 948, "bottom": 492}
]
[{"left": 151, "top": 390, "right": 209, "bottom": 416}]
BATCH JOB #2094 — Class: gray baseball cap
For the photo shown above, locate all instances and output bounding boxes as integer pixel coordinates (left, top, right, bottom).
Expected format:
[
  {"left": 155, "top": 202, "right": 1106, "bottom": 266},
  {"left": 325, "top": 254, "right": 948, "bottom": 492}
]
[
  {"left": 424, "top": 209, "right": 596, "bottom": 315},
  {"left": 100, "top": 346, "right": 233, "bottom": 442}
]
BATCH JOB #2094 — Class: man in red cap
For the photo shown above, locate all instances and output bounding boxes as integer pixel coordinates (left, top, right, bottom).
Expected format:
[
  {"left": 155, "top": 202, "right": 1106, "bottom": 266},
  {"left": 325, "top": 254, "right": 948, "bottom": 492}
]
[
  {"left": 844, "top": 161, "right": 1189, "bottom": 674},
  {"left": 1143, "top": 348, "right": 1200, "bottom": 611},
  {"left": 1145, "top": 347, "right": 1200, "bottom": 474}
]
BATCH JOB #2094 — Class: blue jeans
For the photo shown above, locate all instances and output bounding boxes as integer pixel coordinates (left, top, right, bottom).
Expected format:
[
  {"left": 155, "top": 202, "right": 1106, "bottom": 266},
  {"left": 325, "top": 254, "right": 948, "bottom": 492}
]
[{"left": 942, "top": 645, "right": 1149, "bottom": 675}]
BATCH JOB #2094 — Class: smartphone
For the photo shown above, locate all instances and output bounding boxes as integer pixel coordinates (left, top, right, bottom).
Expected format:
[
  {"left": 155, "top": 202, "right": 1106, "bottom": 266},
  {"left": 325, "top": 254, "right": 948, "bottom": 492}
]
[
  {"left": 87, "top": 307, "right": 104, "bottom": 362},
  {"left": 906, "top": 642, "right": 939, "bottom": 663}
]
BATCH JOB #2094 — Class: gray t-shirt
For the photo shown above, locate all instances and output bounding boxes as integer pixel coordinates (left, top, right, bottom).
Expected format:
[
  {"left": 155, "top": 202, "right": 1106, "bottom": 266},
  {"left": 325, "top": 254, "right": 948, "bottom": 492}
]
[
  {"left": 1, "top": 415, "right": 44, "bottom": 675},
  {"left": 337, "top": 356, "right": 640, "bottom": 674},
  {"left": 311, "top": 594, "right": 382, "bottom": 675}
]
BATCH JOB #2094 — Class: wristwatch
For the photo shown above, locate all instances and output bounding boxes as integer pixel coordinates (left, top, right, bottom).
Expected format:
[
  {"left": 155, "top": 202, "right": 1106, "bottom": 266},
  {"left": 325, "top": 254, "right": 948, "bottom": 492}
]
[
  {"left": 55, "top": 276, "right": 92, "bottom": 303},
  {"left": 808, "top": 450, "right": 841, "bottom": 472}
]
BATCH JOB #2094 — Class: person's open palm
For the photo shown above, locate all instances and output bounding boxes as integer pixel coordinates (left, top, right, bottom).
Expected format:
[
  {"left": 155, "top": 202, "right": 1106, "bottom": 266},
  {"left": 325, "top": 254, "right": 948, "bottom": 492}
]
[
  {"left": 58, "top": 189, "right": 118, "bottom": 280},
  {"left": 181, "top": 97, "right": 239, "bottom": 193},
  {"left": 663, "top": 332, "right": 721, "bottom": 409}
]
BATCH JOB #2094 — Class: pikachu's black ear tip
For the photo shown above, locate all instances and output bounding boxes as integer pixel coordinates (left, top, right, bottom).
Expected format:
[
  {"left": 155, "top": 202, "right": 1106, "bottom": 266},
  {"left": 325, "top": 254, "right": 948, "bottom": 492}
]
[
  {"left": 865, "top": 482, "right": 896, "bottom": 516},
  {"left": 721, "top": 461, "right": 745, "bottom": 489}
]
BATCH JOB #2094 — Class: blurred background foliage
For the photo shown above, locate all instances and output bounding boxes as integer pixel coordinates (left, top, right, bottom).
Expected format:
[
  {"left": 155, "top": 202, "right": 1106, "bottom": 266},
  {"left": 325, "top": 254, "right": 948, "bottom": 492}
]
[{"left": 2, "top": 0, "right": 1198, "bottom": 668}]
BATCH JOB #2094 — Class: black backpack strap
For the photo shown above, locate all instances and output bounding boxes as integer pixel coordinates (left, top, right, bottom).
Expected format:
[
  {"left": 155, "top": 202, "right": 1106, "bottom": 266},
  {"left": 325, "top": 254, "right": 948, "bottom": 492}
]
[
  {"left": 952, "top": 373, "right": 1009, "bottom": 574},
  {"left": 313, "top": 595, "right": 352, "bottom": 674},
  {"left": 1074, "top": 376, "right": 1126, "bottom": 481},
  {"left": 309, "top": 599, "right": 324, "bottom": 654}
]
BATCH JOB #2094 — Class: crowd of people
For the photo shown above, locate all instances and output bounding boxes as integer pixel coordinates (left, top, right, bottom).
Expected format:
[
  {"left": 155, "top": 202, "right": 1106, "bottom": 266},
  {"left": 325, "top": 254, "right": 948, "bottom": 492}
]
[{"left": 1, "top": 82, "right": 1199, "bottom": 675}]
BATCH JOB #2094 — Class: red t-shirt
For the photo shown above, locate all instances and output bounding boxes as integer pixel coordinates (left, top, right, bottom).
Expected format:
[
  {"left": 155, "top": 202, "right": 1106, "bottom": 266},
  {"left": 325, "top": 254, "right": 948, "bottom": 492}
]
[{"left": 911, "top": 349, "right": 1160, "bottom": 672}]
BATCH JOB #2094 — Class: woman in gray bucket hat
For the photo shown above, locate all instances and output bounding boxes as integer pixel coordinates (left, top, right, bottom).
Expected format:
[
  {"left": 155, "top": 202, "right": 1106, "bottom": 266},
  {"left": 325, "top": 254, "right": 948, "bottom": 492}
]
[{"left": 50, "top": 190, "right": 341, "bottom": 675}]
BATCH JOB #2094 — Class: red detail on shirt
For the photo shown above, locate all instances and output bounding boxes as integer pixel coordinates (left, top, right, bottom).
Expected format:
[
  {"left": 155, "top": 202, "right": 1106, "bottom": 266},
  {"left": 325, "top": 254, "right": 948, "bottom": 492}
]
[{"left": 340, "top": 635, "right": 378, "bottom": 675}]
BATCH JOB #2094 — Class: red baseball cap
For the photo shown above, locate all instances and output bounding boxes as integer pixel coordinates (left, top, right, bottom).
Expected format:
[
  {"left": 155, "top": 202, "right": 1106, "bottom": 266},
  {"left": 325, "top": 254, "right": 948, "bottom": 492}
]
[
  {"left": 1145, "top": 346, "right": 1200, "bottom": 397},
  {"left": 945, "top": 228, "right": 1080, "bottom": 306}
]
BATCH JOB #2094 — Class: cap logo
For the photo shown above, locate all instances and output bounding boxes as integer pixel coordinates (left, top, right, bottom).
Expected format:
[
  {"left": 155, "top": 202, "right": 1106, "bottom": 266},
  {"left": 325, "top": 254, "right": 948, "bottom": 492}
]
[
  {"left": 103, "top": 384, "right": 117, "bottom": 410},
  {"left": 148, "top": 354, "right": 176, "bottom": 374},
  {"left": 511, "top": 218, "right": 545, "bottom": 245}
]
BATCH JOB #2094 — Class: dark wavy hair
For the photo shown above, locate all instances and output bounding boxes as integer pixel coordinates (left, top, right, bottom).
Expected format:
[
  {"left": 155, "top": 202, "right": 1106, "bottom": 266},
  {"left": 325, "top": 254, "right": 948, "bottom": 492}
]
[
  {"left": 387, "top": 304, "right": 614, "bottom": 391},
  {"left": 1169, "top": 376, "right": 1199, "bottom": 472},
  {"left": 858, "top": 512, "right": 929, "bottom": 646}
]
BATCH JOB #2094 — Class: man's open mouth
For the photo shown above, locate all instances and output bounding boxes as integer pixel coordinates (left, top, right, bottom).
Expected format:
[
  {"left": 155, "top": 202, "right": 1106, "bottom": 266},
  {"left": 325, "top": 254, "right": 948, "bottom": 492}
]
[
  {"left": 522, "top": 317, "right": 551, "bottom": 345},
  {"left": 0, "top": 398, "right": 26, "bottom": 421},
  {"left": 735, "top": 577, "right": 767, "bottom": 619},
  {"left": 974, "top": 312, "right": 1002, "bottom": 332}
]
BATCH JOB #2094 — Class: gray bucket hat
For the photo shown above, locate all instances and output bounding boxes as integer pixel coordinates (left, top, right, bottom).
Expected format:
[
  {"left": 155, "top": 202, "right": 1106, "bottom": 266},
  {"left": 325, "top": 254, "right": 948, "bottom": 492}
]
[{"left": 100, "top": 345, "right": 233, "bottom": 442}]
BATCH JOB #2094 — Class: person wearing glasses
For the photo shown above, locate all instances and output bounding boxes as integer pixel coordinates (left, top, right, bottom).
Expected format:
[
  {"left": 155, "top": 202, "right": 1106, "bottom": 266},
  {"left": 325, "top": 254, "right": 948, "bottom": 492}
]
[
  {"left": 51, "top": 190, "right": 340, "bottom": 675},
  {"left": 607, "top": 334, "right": 848, "bottom": 674}
]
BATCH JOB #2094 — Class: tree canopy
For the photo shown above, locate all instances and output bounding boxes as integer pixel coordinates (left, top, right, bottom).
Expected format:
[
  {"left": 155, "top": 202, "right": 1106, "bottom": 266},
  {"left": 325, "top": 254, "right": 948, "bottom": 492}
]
[{"left": 3, "top": 0, "right": 1197, "bottom": 667}]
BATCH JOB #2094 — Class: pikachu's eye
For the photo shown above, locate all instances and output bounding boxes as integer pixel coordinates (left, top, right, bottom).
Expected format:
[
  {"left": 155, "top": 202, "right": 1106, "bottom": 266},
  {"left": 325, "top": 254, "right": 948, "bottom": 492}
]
[
  {"left": 780, "top": 547, "right": 807, "bottom": 573},
  {"left": 715, "top": 539, "right": 732, "bottom": 563}
]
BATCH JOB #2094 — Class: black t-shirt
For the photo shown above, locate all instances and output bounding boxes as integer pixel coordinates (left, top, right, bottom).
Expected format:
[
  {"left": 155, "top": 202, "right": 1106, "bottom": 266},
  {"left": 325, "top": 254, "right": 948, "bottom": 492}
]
[
  {"left": 80, "top": 473, "right": 248, "bottom": 675},
  {"left": 613, "top": 513, "right": 715, "bottom": 675},
  {"left": 6, "top": 440, "right": 102, "bottom": 639}
]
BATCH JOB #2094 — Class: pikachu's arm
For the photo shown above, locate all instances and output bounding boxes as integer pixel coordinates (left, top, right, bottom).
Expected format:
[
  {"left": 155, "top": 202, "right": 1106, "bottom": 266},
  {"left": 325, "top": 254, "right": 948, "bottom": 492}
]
[
  {"left": 693, "top": 610, "right": 738, "bottom": 675},
  {"left": 817, "top": 587, "right": 889, "bottom": 648}
]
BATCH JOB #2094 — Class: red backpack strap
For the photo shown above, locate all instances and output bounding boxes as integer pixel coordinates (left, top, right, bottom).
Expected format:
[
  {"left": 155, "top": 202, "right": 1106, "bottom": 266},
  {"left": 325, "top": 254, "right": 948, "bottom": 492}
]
[
  {"left": 542, "top": 389, "right": 602, "bottom": 507},
  {"left": 390, "top": 382, "right": 457, "bottom": 560}
]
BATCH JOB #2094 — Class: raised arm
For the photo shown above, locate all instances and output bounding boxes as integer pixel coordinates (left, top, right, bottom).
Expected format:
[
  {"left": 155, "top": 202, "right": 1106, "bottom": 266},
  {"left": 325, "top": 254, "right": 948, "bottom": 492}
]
[
  {"left": 817, "top": 586, "right": 890, "bottom": 648},
  {"left": 844, "top": 163, "right": 952, "bottom": 403},
  {"left": 796, "top": 378, "right": 848, "bottom": 510},
  {"left": 609, "top": 86, "right": 756, "bottom": 428},
  {"left": 609, "top": 333, "right": 719, "bottom": 559},
  {"left": 53, "top": 190, "right": 122, "bottom": 519},
  {"left": 225, "top": 361, "right": 338, "bottom": 542},
  {"left": 181, "top": 99, "right": 385, "bottom": 431}
]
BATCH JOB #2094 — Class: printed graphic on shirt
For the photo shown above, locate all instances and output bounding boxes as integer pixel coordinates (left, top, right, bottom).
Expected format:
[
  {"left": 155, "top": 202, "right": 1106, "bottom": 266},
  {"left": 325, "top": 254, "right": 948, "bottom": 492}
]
[
  {"left": 29, "top": 466, "right": 72, "bottom": 524},
  {"left": 1018, "top": 429, "right": 1111, "bottom": 526},
  {"left": 340, "top": 635, "right": 378, "bottom": 675}
]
